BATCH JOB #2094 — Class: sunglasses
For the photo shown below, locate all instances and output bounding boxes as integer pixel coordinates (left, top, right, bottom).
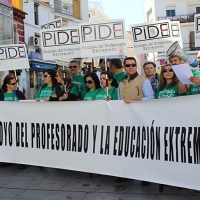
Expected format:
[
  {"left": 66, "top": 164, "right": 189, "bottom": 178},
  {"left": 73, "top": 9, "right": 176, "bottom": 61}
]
[
  {"left": 85, "top": 80, "right": 93, "bottom": 84},
  {"left": 69, "top": 66, "right": 78, "bottom": 69},
  {"left": 125, "top": 64, "right": 137, "bottom": 67},
  {"left": 43, "top": 75, "right": 51, "bottom": 78},
  {"left": 9, "top": 82, "right": 17, "bottom": 85},
  {"left": 163, "top": 69, "right": 173, "bottom": 73}
]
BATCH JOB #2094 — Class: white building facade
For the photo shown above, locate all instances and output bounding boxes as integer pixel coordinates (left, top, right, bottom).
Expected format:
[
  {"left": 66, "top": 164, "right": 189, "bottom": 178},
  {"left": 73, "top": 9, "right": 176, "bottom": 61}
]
[
  {"left": 22, "top": 0, "right": 88, "bottom": 99},
  {"left": 144, "top": 0, "right": 200, "bottom": 70}
]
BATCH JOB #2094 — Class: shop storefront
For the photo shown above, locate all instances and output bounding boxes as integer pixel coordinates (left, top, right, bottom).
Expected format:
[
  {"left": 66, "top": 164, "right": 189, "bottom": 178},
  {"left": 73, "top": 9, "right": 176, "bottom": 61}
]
[{"left": 28, "top": 51, "right": 56, "bottom": 99}]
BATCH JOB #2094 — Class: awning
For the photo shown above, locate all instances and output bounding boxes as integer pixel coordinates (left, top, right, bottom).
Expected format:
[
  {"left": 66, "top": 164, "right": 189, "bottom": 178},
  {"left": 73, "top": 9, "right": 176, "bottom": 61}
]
[{"left": 30, "top": 61, "right": 56, "bottom": 70}]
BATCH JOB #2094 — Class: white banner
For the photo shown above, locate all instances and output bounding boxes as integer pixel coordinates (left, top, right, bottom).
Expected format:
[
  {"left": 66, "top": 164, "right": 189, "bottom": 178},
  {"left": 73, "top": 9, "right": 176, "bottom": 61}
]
[
  {"left": 0, "top": 44, "right": 29, "bottom": 71},
  {"left": 0, "top": 96, "right": 200, "bottom": 190},
  {"left": 80, "top": 19, "right": 127, "bottom": 58},
  {"left": 195, "top": 13, "right": 200, "bottom": 47},
  {"left": 41, "top": 26, "right": 81, "bottom": 60},
  {"left": 40, "top": 18, "right": 63, "bottom": 30},
  {"left": 131, "top": 20, "right": 183, "bottom": 55}
]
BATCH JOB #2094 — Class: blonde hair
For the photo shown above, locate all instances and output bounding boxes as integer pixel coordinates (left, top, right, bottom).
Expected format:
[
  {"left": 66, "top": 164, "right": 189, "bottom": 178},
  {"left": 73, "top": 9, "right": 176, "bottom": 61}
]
[{"left": 57, "top": 69, "right": 72, "bottom": 85}]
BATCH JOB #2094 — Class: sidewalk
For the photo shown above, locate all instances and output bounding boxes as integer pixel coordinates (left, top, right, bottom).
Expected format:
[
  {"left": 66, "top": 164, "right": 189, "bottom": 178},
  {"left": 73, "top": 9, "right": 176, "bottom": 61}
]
[{"left": 0, "top": 164, "right": 199, "bottom": 200}]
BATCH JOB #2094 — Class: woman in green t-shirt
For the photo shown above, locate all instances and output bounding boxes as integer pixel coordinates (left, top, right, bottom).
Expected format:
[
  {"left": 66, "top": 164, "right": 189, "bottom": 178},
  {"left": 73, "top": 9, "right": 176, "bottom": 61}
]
[
  {"left": 83, "top": 72, "right": 101, "bottom": 101},
  {"left": 35, "top": 69, "right": 57, "bottom": 101},
  {"left": 156, "top": 64, "right": 179, "bottom": 99},
  {"left": 95, "top": 71, "right": 119, "bottom": 100}
]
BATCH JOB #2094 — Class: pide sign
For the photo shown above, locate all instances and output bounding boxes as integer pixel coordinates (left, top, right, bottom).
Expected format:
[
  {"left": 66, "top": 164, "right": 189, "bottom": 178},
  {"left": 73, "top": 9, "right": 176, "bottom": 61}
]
[
  {"left": 131, "top": 20, "right": 182, "bottom": 54},
  {"left": 0, "top": 44, "right": 29, "bottom": 71},
  {"left": 40, "top": 18, "right": 63, "bottom": 30},
  {"left": 80, "top": 19, "right": 127, "bottom": 58},
  {"left": 41, "top": 26, "right": 81, "bottom": 60},
  {"left": 194, "top": 13, "right": 200, "bottom": 47}
]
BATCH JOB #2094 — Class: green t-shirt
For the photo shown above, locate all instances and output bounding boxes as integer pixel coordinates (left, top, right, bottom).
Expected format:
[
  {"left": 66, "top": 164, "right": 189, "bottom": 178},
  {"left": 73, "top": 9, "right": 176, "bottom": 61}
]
[
  {"left": 95, "top": 86, "right": 118, "bottom": 100},
  {"left": 72, "top": 74, "right": 87, "bottom": 99},
  {"left": 84, "top": 89, "right": 99, "bottom": 101},
  {"left": 4, "top": 92, "right": 19, "bottom": 101},
  {"left": 156, "top": 84, "right": 179, "bottom": 99},
  {"left": 35, "top": 85, "right": 55, "bottom": 100},
  {"left": 113, "top": 71, "right": 127, "bottom": 83},
  {"left": 188, "top": 69, "right": 200, "bottom": 95}
]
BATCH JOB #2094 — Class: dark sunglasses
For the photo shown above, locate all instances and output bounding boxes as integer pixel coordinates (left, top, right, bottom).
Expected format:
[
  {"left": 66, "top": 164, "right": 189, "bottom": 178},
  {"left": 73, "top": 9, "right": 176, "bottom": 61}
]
[
  {"left": 9, "top": 82, "right": 17, "bottom": 85},
  {"left": 125, "top": 64, "right": 137, "bottom": 67},
  {"left": 43, "top": 75, "right": 51, "bottom": 78},
  {"left": 69, "top": 66, "right": 78, "bottom": 69},
  {"left": 163, "top": 69, "right": 173, "bottom": 73},
  {"left": 85, "top": 80, "right": 93, "bottom": 84}
]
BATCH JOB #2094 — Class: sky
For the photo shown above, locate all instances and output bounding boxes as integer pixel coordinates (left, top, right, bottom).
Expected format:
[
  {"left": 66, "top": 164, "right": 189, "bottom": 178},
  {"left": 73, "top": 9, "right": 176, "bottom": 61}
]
[{"left": 98, "top": 0, "right": 145, "bottom": 30}]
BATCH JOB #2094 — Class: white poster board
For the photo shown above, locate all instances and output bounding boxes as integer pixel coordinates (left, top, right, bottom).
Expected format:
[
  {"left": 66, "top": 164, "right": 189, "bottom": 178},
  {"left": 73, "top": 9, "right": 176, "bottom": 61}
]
[
  {"left": 41, "top": 26, "right": 81, "bottom": 60},
  {"left": 131, "top": 20, "right": 183, "bottom": 55},
  {"left": 0, "top": 97, "right": 200, "bottom": 190},
  {"left": 194, "top": 13, "right": 200, "bottom": 47},
  {"left": 80, "top": 19, "right": 127, "bottom": 58},
  {"left": 0, "top": 44, "right": 29, "bottom": 71},
  {"left": 40, "top": 18, "right": 63, "bottom": 30}
]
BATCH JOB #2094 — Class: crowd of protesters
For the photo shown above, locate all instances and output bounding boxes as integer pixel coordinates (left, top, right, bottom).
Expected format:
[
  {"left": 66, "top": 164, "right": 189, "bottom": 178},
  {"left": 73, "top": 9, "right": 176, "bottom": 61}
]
[{"left": 1, "top": 51, "right": 200, "bottom": 103}]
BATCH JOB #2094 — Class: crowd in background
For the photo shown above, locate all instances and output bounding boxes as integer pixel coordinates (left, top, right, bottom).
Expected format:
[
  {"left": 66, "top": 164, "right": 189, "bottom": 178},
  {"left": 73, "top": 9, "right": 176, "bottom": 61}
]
[{"left": 1, "top": 51, "right": 200, "bottom": 103}]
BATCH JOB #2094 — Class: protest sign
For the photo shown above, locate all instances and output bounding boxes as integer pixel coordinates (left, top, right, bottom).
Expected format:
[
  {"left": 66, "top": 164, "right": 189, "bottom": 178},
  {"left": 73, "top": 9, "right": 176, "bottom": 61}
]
[
  {"left": 41, "top": 26, "right": 81, "bottom": 60},
  {"left": 80, "top": 19, "right": 127, "bottom": 58},
  {"left": 194, "top": 13, "right": 200, "bottom": 47},
  {"left": 131, "top": 20, "right": 182, "bottom": 54},
  {"left": 40, "top": 18, "right": 63, "bottom": 30},
  {"left": 0, "top": 44, "right": 29, "bottom": 71},
  {"left": 0, "top": 97, "right": 200, "bottom": 190}
]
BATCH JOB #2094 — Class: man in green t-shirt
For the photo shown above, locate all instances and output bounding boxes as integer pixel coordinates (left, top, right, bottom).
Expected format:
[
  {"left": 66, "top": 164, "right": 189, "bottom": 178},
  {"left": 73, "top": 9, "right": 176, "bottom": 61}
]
[
  {"left": 109, "top": 59, "right": 126, "bottom": 83},
  {"left": 69, "top": 60, "right": 87, "bottom": 99}
]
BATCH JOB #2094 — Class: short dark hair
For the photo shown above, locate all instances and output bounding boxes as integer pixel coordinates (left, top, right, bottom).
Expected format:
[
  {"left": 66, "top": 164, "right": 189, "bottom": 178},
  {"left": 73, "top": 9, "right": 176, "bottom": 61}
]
[
  {"left": 143, "top": 61, "right": 156, "bottom": 69},
  {"left": 110, "top": 59, "right": 122, "bottom": 69},
  {"left": 123, "top": 57, "right": 137, "bottom": 65},
  {"left": 168, "top": 55, "right": 182, "bottom": 61},
  {"left": 70, "top": 60, "right": 79, "bottom": 66},
  {"left": 99, "top": 59, "right": 105, "bottom": 64}
]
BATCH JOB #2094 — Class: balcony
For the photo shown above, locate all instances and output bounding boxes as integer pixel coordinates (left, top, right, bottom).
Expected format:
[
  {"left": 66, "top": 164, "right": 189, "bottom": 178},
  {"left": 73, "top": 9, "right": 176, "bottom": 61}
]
[
  {"left": 158, "top": 12, "right": 199, "bottom": 23},
  {"left": 54, "top": 0, "right": 74, "bottom": 17},
  {"left": 183, "top": 43, "right": 200, "bottom": 51}
]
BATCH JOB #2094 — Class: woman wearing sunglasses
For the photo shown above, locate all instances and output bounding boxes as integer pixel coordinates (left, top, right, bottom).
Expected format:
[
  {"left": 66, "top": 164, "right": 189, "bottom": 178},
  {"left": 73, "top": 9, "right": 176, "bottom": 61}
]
[
  {"left": 83, "top": 72, "right": 101, "bottom": 101},
  {"left": 0, "top": 74, "right": 25, "bottom": 101},
  {"left": 35, "top": 69, "right": 58, "bottom": 101},
  {"left": 95, "top": 71, "right": 119, "bottom": 100},
  {"left": 52, "top": 69, "right": 79, "bottom": 101},
  {"left": 156, "top": 64, "right": 179, "bottom": 99}
]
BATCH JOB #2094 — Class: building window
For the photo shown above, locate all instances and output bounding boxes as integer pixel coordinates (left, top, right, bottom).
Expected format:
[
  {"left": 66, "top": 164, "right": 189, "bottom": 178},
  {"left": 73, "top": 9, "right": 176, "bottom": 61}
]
[
  {"left": 166, "top": 10, "right": 175, "bottom": 17},
  {"left": 196, "top": 7, "right": 200, "bottom": 14},
  {"left": 34, "top": 3, "right": 39, "bottom": 25}
]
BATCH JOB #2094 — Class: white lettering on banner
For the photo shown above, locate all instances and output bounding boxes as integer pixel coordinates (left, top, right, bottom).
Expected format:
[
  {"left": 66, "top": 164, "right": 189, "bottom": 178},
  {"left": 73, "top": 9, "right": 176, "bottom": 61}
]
[
  {"left": 0, "top": 96, "right": 200, "bottom": 190},
  {"left": 195, "top": 14, "right": 200, "bottom": 47},
  {"left": 0, "top": 46, "right": 26, "bottom": 60},
  {"left": 131, "top": 20, "right": 183, "bottom": 54}
]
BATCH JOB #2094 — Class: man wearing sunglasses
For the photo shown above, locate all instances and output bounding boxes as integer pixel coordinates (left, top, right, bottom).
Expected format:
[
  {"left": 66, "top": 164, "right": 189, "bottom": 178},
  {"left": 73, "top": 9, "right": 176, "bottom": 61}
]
[
  {"left": 119, "top": 57, "right": 154, "bottom": 103},
  {"left": 69, "top": 60, "right": 87, "bottom": 99},
  {"left": 109, "top": 59, "right": 126, "bottom": 83}
]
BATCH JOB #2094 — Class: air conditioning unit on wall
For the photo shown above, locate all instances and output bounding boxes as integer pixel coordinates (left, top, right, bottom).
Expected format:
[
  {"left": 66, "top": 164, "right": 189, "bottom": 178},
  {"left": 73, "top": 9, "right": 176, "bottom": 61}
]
[{"left": 29, "top": 36, "right": 40, "bottom": 46}]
